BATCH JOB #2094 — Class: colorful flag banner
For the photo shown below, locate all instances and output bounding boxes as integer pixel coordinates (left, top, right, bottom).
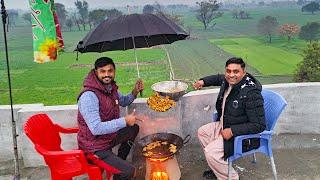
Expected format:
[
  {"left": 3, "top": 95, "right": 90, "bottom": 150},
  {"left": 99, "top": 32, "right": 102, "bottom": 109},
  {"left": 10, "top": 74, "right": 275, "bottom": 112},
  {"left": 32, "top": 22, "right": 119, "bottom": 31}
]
[
  {"left": 29, "top": 0, "right": 60, "bottom": 63},
  {"left": 53, "top": 12, "right": 65, "bottom": 49},
  {"left": 51, "top": 0, "right": 65, "bottom": 49}
]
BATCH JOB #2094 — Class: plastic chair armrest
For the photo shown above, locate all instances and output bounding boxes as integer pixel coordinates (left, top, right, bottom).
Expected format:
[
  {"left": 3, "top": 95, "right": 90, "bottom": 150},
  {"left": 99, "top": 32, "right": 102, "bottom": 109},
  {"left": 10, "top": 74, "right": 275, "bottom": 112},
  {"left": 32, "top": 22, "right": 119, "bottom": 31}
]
[
  {"left": 212, "top": 112, "right": 219, "bottom": 122},
  {"left": 55, "top": 124, "right": 78, "bottom": 134},
  {"left": 233, "top": 131, "right": 273, "bottom": 155},
  {"left": 35, "top": 145, "right": 88, "bottom": 165}
]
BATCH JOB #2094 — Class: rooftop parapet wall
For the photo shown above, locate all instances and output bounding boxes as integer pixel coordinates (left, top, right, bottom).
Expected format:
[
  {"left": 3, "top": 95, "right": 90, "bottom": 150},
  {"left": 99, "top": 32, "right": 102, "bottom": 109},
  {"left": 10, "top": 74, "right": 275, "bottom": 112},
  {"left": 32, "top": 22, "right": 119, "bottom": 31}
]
[
  {"left": 0, "top": 82, "right": 319, "bottom": 167},
  {"left": 181, "top": 82, "right": 320, "bottom": 144}
]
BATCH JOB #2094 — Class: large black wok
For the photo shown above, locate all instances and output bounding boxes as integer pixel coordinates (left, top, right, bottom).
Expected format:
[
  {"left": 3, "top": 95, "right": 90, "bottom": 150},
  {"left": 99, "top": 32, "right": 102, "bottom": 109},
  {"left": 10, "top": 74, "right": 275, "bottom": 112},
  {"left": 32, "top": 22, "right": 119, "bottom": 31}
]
[{"left": 137, "top": 133, "right": 190, "bottom": 159}]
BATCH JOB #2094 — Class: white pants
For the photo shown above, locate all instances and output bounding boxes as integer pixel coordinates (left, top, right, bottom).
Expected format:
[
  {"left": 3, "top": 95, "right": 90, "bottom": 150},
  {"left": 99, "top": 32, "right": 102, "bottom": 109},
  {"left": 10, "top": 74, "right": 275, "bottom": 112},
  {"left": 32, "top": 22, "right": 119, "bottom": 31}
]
[{"left": 198, "top": 122, "right": 239, "bottom": 180}]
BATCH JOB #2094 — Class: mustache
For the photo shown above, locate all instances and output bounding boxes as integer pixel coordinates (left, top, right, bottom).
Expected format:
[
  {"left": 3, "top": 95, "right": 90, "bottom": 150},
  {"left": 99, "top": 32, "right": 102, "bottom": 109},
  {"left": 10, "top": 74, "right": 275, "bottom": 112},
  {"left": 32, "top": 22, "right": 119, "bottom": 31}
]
[{"left": 103, "top": 76, "right": 113, "bottom": 79}]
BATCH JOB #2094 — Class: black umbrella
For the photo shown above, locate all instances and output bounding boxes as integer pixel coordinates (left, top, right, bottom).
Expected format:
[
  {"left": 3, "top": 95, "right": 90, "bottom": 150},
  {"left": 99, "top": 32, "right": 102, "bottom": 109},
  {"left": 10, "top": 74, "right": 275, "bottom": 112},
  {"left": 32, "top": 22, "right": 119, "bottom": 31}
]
[{"left": 75, "top": 13, "right": 189, "bottom": 79}]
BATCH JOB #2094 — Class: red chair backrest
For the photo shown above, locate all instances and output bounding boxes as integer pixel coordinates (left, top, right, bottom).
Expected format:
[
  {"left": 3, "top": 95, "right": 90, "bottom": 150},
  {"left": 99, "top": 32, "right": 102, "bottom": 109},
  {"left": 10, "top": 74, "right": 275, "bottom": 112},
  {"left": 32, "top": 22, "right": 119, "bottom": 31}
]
[{"left": 24, "top": 113, "right": 63, "bottom": 152}]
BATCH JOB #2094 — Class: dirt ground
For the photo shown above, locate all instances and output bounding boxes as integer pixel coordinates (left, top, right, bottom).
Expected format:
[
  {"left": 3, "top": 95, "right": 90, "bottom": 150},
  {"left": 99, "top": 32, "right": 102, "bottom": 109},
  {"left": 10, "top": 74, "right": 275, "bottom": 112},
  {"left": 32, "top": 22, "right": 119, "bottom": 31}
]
[{"left": 1, "top": 147, "right": 319, "bottom": 180}]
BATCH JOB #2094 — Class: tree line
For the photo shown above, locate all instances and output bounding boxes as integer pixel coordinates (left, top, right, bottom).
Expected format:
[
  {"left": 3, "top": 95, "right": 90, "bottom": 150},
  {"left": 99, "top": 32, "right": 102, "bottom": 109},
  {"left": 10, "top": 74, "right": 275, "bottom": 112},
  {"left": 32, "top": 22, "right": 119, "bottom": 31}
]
[
  {"left": 54, "top": 1, "right": 123, "bottom": 31},
  {"left": 7, "top": 0, "right": 224, "bottom": 32},
  {"left": 257, "top": 15, "right": 320, "bottom": 43},
  {"left": 12, "top": 0, "right": 123, "bottom": 31}
]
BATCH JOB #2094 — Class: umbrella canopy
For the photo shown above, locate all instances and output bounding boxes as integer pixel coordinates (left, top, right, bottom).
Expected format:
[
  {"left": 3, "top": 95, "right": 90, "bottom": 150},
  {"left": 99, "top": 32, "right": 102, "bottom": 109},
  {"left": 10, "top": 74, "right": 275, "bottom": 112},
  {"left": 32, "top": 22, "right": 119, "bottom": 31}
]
[{"left": 75, "top": 13, "right": 189, "bottom": 53}]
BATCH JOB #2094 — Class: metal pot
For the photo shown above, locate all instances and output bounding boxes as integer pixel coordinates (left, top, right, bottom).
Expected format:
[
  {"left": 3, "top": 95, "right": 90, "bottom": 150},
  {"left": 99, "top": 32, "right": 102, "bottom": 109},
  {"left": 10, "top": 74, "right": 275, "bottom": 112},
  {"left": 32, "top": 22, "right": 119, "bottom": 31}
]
[
  {"left": 137, "top": 133, "right": 191, "bottom": 159},
  {"left": 151, "top": 81, "right": 188, "bottom": 101}
]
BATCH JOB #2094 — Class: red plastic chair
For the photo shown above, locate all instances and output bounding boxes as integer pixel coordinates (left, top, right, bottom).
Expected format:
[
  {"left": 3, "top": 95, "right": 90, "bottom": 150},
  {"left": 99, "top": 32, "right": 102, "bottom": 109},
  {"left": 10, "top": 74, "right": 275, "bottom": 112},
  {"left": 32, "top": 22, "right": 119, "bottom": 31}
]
[{"left": 24, "top": 113, "right": 116, "bottom": 180}]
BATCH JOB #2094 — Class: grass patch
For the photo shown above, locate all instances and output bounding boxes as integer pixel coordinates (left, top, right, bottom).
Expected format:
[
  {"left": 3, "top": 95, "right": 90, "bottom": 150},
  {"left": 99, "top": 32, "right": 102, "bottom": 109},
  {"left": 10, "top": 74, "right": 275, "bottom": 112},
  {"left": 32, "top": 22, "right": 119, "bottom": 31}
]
[
  {"left": 210, "top": 37, "right": 303, "bottom": 75},
  {"left": 0, "top": 27, "right": 169, "bottom": 105},
  {"left": 165, "top": 39, "right": 260, "bottom": 81}
]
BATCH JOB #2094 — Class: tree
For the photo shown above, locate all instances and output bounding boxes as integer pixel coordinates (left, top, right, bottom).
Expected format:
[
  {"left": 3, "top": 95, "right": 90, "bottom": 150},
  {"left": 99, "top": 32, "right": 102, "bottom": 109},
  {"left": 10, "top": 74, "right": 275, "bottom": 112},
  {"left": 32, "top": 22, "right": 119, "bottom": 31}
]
[
  {"left": 75, "top": 0, "right": 89, "bottom": 30},
  {"left": 54, "top": 3, "right": 67, "bottom": 29},
  {"left": 143, "top": 4, "right": 154, "bottom": 14},
  {"left": 71, "top": 11, "right": 81, "bottom": 31},
  {"left": 231, "top": 9, "right": 239, "bottom": 19},
  {"left": 150, "top": 2, "right": 184, "bottom": 27},
  {"left": 239, "top": 10, "right": 246, "bottom": 19},
  {"left": 89, "top": 9, "right": 107, "bottom": 27},
  {"left": 105, "top": 9, "right": 122, "bottom": 19},
  {"left": 245, "top": 11, "right": 250, "bottom": 19},
  {"left": 257, "top": 16, "right": 278, "bottom": 43},
  {"left": 65, "top": 18, "right": 73, "bottom": 31},
  {"left": 164, "top": 13, "right": 184, "bottom": 26},
  {"left": 22, "top": 12, "right": 31, "bottom": 24},
  {"left": 299, "top": 22, "right": 320, "bottom": 43},
  {"left": 294, "top": 42, "right": 320, "bottom": 82},
  {"left": 302, "top": 2, "right": 320, "bottom": 14},
  {"left": 278, "top": 24, "right": 300, "bottom": 42},
  {"left": 153, "top": 2, "right": 164, "bottom": 13},
  {"left": 7, "top": 10, "right": 18, "bottom": 28},
  {"left": 196, "top": 0, "right": 223, "bottom": 30},
  {"left": 297, "top": 0, "right": 306, "bottom": 6},
  {"left": 232, "top": 9, "right": 250, "bottom": 19}
]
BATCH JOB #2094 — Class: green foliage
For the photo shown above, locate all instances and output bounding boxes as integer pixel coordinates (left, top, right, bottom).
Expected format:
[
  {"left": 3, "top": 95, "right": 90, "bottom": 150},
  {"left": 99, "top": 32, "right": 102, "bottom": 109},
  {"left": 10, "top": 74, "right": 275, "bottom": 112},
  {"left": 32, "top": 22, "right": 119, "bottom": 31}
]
[
  {"left": 294, "top": 42, "right": 320, "bottom": 81},
  {"left": 75, "top": 0, "right": 89, "bottom": 19},
  {"left": 89, "top": 9, "right": 107, "bottom": 26},
  {"left": 231, "top": 9, "right": 251, "bottom": 19},
  {"left": 257, "top": 16, "right": 278, "bottom": 43},
  {"left": 74, "top": 0, "right": 89, "bottom": 30},
  {"left": 297, "top": 0, "right": 306, "bottom": 6},
  {"left": 302, "top": 2, "right": 320, "bottom": 14},
  {"left": 105, "top": 9, "right": 123, "bottom": 19},
  {"left": 299, "top": 22, "right": 320, "bottom": 42},
  {"left": 143, "top": 4, "right": 154, "bottom": 14}
]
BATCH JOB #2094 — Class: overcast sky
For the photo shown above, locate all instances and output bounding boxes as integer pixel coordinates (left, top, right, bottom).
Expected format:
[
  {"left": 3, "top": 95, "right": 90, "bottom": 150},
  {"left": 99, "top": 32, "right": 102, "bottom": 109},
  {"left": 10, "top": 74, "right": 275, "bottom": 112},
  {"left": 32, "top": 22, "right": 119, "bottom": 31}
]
[
  {"left": 4, "top": 0, "right": 288, "bottom": 10},
  {"left": 4, "top": 0, "right": 282, "bottom": 10},
  {"left": 5, "top": 0, "right": 202, "bottom": 10}
]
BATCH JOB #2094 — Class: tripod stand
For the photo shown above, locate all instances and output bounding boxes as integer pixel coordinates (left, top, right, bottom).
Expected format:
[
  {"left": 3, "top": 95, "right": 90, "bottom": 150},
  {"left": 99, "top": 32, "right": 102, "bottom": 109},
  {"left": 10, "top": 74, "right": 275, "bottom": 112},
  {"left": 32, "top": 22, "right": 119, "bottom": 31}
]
[{"left": 1, "top": 0, "right": 20, "bottom": 179}]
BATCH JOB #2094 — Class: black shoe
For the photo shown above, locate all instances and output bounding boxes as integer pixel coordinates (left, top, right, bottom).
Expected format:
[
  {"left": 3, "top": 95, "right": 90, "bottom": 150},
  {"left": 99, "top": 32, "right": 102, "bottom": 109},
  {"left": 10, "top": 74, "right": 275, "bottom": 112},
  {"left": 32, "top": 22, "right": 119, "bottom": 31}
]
[{"left": 202, "top": 170, "right": 217, "bottom": 179}]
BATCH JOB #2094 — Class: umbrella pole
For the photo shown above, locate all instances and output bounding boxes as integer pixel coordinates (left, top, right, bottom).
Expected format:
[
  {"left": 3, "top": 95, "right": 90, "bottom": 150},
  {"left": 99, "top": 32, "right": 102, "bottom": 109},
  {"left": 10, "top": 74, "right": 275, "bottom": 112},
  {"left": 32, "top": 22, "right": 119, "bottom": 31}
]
[
  {"left": 131, "top": 36, "right": 142, "bottom": 97},
  {"left": 131, "top": 36, "right": 140, "bottom": 78},
  {"left": 162, "top": 45, "right": 175, "bottom": 80},
  {"left": 1, "top": 1, "right": 20, "bottom": 179}
]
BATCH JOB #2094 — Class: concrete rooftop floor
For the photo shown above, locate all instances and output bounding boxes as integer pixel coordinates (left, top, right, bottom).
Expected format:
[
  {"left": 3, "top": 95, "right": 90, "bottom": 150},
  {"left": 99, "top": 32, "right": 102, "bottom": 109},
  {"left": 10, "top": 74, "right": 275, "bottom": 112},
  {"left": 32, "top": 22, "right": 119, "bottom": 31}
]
[{"left": 1, "top": 147, "right": 319, "bottom": 180}]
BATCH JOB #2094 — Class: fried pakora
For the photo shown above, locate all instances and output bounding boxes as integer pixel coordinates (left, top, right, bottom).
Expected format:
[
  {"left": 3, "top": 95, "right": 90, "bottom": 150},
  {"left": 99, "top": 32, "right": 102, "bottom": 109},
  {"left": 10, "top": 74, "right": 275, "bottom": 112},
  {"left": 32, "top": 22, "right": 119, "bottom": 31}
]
[{"left": 147, "top": 93, "right": 176, "bottom": 112}]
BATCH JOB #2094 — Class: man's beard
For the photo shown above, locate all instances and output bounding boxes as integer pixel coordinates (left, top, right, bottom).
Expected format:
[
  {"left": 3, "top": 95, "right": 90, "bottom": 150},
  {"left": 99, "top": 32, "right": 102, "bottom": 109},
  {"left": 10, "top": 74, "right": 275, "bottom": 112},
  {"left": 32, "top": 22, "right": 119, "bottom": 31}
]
[{"left": 100, "top": 76, "right": 113, "bottom": 84}]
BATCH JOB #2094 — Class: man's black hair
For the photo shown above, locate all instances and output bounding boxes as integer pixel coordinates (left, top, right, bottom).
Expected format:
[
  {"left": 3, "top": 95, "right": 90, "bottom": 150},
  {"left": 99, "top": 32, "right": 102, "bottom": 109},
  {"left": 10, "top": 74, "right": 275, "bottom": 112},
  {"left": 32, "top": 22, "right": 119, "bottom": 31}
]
[
  {"left": 94, "top": 57, "right": 115, "bottom": 70},
  {"left": 225, "top": 57, "right": 245, "bottom": 69}
]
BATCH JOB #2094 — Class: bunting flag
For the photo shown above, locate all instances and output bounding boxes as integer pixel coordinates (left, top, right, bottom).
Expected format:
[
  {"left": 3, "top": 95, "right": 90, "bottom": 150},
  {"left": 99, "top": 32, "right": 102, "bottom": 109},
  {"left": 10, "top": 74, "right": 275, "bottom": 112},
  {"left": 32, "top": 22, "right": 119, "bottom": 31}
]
[
  {"left": 51, "top": 0, "right": 65, "bottom": 49},
  {"left": 29, "top": 0, "right": 63, "bottom": 63},
  {"left": 53, "top": 12, "right": 65, "bottom": 49}
]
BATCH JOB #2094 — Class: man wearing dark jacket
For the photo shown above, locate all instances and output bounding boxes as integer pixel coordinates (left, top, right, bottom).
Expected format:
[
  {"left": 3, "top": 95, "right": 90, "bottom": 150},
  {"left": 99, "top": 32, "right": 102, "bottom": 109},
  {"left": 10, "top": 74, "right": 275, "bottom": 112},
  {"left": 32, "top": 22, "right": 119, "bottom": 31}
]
[
  {"left": 77, "top": 57, "right": 145, "bottom": 180},
  {"left": 193, "top": 57, "right": 266, "bottom": 180}
]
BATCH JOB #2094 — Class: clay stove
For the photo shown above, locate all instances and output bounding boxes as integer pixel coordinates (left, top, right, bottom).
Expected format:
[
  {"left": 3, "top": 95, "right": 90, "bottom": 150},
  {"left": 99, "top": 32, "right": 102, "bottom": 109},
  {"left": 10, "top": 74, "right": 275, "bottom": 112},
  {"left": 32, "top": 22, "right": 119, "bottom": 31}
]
[{"left": 145, "top": 156, "right": 181, "bottom": 180}]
